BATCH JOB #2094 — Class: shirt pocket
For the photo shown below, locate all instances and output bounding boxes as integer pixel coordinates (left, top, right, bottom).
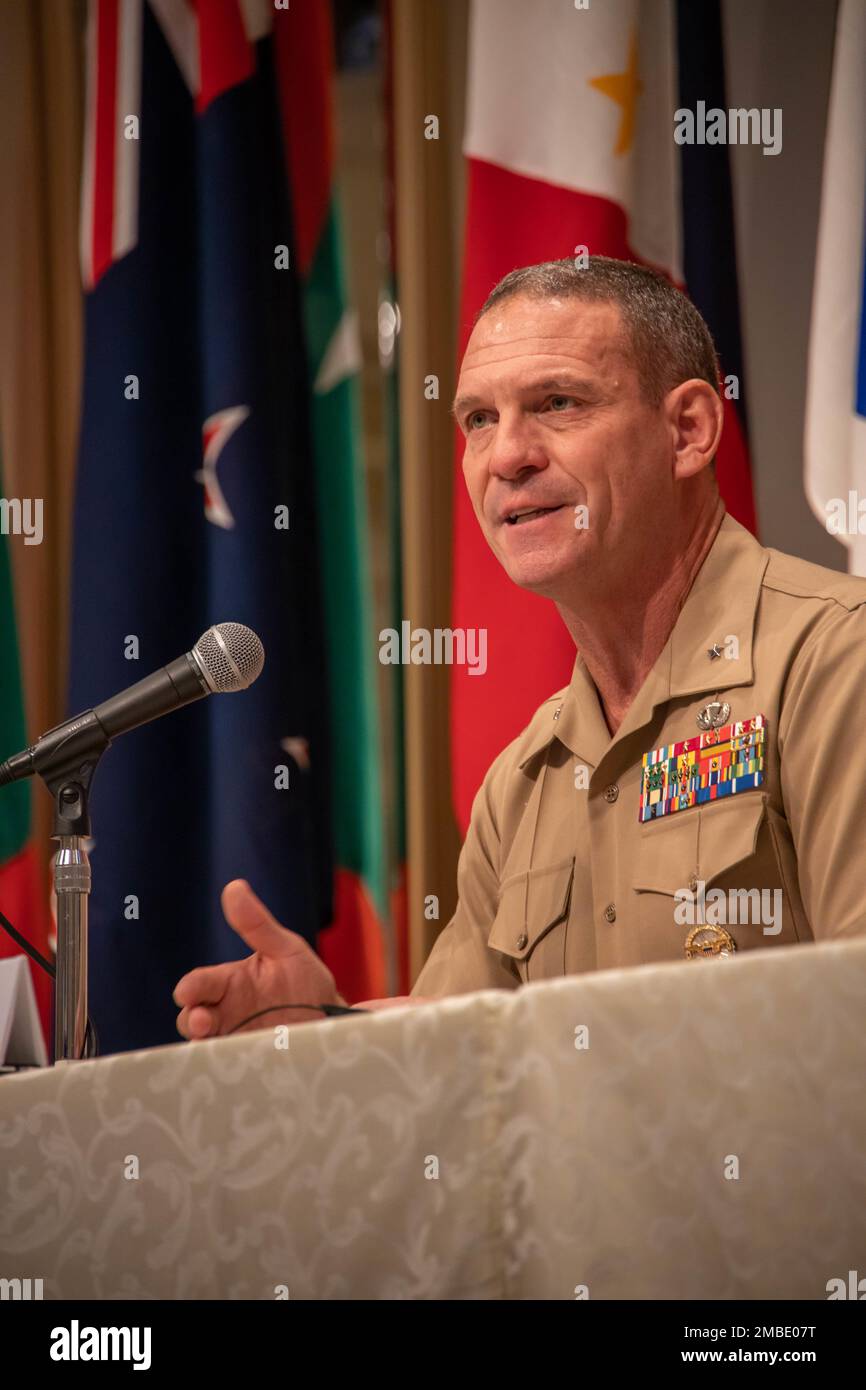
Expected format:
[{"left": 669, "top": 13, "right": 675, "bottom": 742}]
[
  {"left": 487, "top": 856, "right": 575, "bottom": 983},
  {"left": 632, "top": 794, "right": 777, "bottom": 958}
]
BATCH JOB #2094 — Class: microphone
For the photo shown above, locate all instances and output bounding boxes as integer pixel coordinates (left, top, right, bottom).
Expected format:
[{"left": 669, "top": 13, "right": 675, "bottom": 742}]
[{"left": 0, "top": 622, "right": 265, "bottom": 788}]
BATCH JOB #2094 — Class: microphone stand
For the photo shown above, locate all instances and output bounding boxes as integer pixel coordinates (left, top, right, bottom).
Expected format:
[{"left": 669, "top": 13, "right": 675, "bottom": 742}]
[
  {"left": 52, "top": 780, "right": 92, "bottom": 1063},
  {"left": 4, "top": 628, "right": 259, "bottom": 1063},
  {"left": 37, "top": 718, "right": 110, "bottom": 1063}
]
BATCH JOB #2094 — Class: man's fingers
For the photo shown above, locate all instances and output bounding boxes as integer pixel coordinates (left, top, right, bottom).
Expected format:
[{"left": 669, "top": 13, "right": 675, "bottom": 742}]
[
  {"left": 174, "top": 882, "right": 318, "bottom": 1040},
  {"left": 173, "top": 960, "right": 234, "bottom": 1009},
  {"left": 221, "top": 879, "right": 304, "bottom": 958},
  {"left": 176, "top": 1004, "right": 217, "bottom": 1040}
]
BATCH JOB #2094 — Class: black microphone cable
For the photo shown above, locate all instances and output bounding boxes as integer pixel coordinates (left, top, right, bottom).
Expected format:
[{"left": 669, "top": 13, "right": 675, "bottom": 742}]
[
  {"left": 0, "top": 903, "right": 99, "bottom": 1060},
  {"left": 0, "top": 903, "right": 54, "bottom": 977}
]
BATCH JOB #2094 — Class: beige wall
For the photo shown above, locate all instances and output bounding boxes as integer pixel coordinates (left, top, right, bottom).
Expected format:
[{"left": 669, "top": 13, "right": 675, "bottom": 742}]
[{"left": 724, "top": 0, "right": 844, "bottom": 567}]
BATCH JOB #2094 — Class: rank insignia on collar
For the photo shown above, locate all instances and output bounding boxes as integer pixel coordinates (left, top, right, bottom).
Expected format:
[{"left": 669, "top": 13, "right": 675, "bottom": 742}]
[{"left": 639, "top": 715, "right": 766, "bottom": 823}]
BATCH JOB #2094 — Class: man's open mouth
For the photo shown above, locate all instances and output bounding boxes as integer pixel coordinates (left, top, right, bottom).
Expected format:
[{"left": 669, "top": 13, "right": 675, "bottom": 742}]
[{"left": 504, "top": 505, "right": 565, "bottom": 526}]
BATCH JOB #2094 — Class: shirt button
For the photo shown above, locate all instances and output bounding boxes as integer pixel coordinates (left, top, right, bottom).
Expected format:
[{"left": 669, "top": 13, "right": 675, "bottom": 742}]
[
  {"left": 603, "top": 903, "right": 617, "bottom": 924},
  {"left": 603, "top": 783, "right": 619, "bottom": 803},
  {"left": 516, "top": 931, "right": 528, "bottom": 950},
  {"left": 688, "top": 876, "right": 699, "bottom": 893}
]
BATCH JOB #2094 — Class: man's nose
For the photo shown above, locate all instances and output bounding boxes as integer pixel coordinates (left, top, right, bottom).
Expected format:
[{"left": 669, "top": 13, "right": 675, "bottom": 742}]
[{"left": 488, "top": 416, "right": 547, "bottom": 481}]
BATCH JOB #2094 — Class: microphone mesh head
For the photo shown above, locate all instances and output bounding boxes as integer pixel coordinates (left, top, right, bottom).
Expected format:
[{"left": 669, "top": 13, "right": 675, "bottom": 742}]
[{"left": 193, "top": 623, "right": 265, "bottom": 693}]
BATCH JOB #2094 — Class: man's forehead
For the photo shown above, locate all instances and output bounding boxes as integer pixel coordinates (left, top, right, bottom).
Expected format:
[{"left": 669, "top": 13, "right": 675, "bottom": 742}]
[{"left": 457, "top": 295, "right": 629, "bottom": 385}]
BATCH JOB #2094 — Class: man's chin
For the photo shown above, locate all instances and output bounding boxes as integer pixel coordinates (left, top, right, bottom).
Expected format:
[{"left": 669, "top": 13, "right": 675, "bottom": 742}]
[
  {"left": 498, "top": 552, "right": 581, "bottom": 598},
  {"left": 484, "top": 517, "right": 594, "bottom": 595}
]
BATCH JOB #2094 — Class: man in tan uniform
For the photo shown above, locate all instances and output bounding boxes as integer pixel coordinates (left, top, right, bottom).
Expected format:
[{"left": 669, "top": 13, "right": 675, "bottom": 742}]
[{"left": 175, "top": 256, "right": 866, "bottom": 1039}]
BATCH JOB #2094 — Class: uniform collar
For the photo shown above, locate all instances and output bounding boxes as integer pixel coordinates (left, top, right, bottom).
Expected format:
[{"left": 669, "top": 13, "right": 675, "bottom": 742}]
[{"left": 518, "top": 512, "right": 770, "bottom": 771}]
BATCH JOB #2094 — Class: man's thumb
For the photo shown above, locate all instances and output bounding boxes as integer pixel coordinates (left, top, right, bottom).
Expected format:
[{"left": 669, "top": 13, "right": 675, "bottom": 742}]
[{"left": 221, "top": 879, "right": 294, "bottom": 956}]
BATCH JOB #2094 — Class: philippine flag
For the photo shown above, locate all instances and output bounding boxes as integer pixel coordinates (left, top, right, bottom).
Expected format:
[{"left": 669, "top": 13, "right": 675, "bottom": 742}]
[{"left": 451, "top": 0, "right": 756, "bottom": 834}]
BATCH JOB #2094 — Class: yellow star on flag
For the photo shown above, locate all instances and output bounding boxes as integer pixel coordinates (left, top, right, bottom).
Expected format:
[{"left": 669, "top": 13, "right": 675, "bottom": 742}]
[{"left": 588, "top": 30, "right": 642, "bottom": 156}]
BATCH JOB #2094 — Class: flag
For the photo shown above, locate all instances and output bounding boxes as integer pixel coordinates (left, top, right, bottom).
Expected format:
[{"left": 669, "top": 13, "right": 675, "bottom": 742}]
[
  {"left": 805, "top": 0, "right": 866, "bottom": 572},
  {"left": 0, "top": 445, "right": 53, "bottom": 1044},
  {"left": 273, "top": 5, "right": 391, "bottom": 1001},
  {"left": 451, "top": 0, "right": 756, "bottom": 833},
  {"left": 71, "top": 0, "right": 337, "bottom": 1053}
]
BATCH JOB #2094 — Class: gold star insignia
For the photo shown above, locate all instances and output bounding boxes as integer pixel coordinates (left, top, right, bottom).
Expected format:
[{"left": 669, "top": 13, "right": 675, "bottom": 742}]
[{"left": 587, "top": 29, "right": 642, "bottom": 156}]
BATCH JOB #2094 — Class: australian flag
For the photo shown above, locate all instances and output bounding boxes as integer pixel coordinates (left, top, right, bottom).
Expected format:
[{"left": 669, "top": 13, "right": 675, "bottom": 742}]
[{"left": 70, "top": 0, "right": 332, "bottom": 1053}]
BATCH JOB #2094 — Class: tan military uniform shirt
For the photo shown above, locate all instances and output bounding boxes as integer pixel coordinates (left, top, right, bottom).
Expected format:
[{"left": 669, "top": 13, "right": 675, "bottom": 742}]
[{"left": 413, "top": 513, "right": 866, "bottom": 996}]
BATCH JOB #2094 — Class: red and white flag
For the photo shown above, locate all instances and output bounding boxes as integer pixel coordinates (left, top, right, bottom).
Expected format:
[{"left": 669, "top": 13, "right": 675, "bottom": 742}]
[{"left": 451, "top": 0, "right": 756, "bottom": 831}]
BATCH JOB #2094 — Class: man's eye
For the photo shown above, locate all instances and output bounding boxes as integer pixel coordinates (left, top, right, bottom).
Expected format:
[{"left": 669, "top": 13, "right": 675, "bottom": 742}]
[
  {"left": 546, "top": 395, "right": 576, "bottom": 412},
  {"left": 467, "top": 411, "right": 490, "bottom": 430}
]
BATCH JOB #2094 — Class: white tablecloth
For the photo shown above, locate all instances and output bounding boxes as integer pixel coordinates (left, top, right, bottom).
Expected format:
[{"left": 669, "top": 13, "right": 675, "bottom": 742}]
[{"left": 1, "top": 937, "right": 865, "bottom": 1299}]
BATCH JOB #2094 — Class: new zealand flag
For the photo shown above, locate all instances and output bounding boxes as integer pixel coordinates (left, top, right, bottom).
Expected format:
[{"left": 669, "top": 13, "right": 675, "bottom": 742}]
[{"left": 70, "top": 0, "right": 332, "bottom": 1053}]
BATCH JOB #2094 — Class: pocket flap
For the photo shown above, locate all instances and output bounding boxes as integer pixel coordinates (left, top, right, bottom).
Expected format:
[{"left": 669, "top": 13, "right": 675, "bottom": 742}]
[
  {"left": 488, "top": 857, "right": 575, "bottom": 961},
  {"left": 633, "top": 793, "right": 766, "bottom": 895}
]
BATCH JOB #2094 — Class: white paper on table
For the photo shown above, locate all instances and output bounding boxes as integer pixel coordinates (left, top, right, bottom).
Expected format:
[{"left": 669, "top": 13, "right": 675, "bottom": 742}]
[{"left": 0, "top": 956, "right": 48, "bottom": 1067}]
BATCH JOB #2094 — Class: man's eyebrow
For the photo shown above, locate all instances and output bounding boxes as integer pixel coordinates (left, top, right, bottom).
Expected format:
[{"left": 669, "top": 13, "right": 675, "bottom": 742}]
[{"left": 450, "top": 376, "right": 598, "bottom": 419}]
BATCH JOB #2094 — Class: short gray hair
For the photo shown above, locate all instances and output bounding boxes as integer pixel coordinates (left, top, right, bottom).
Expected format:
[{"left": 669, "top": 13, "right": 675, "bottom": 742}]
[{"left": 476, "top": 256, "right": 721, "bottom": 406}]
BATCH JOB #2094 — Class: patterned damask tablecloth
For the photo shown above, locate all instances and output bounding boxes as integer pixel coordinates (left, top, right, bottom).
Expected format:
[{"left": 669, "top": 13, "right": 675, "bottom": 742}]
[{"left": 1, "top": 937, "right": 865, "bottom": 1300}]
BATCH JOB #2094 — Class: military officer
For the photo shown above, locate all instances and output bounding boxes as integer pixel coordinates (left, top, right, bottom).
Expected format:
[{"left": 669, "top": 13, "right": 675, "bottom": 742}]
[
  {"left": 413, "top": 507, "right": 866, "bottom": 993},
  {"left": 175, "top": 256, "right": 866, "bottom": 1039}
]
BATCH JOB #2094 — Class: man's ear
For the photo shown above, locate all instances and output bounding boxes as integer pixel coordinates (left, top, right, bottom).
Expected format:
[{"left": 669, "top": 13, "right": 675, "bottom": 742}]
[{"left": 666, "top": 379, "right": 724, "bottom": 479}]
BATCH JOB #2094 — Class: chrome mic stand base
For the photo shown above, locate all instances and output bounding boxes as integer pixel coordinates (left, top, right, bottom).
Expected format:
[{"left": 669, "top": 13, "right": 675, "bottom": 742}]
[
  {"left": 53, "top": 832, "right": 91, "bottom": 1063},
  {"left": 48, "top": 767, "right": 100, "bottom": 1063}
]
